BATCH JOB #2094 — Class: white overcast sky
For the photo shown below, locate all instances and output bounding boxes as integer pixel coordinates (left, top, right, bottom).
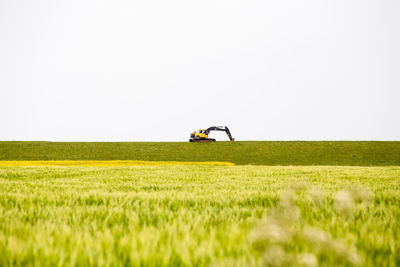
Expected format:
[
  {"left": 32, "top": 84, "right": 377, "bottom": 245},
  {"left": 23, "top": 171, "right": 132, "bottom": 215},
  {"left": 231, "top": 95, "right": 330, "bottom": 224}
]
[{"left": 1, "top": 0, "right": 399, "bottom": 141}]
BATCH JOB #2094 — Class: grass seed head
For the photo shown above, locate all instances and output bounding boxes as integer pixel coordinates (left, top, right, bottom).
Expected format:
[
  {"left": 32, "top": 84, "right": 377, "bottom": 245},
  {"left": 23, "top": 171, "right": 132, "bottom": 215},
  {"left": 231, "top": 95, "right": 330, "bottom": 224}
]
[
  {"left": 334, "top": 190, "right": 354, "bottom": 214},
  {"left": 297, "top": 253, "right": 318, "bottom": 267},
  {"left": 303, "top": 226, "right": 329, "bottom": 245},
  {"left": 262, "top": 245, "right": 292, "bottom": 267},
  {"left": 331, "top": 240, "right": 361, "bottom": 265},
  {"left": 263, "top": 222, "right": 292, "bottom": 244},
  {"left": 249, "top": 221, "right": 292, "bottom": 251},
  {"left": 307, "top": 187, "right": 326, "bottom": 207},
  {"left": 276, "top": 189, "right": 301, "bottom": 222},
  {"left": 348, "top": 185, "right": 374, "bottom": 204}
]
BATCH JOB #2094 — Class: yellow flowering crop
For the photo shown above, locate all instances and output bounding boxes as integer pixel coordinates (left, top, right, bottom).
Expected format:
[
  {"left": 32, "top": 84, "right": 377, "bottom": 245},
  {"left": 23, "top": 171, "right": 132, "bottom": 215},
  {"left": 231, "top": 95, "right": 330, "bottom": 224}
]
[{"left": 0, "top": 160, "right": 235, "bottom": 167}]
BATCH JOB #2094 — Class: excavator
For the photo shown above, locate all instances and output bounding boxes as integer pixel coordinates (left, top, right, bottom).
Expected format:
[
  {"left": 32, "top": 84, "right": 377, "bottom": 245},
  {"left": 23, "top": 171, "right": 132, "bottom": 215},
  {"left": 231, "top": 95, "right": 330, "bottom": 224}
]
[{"left": 189, "top": 126, "right": 235, "bottom": 142}]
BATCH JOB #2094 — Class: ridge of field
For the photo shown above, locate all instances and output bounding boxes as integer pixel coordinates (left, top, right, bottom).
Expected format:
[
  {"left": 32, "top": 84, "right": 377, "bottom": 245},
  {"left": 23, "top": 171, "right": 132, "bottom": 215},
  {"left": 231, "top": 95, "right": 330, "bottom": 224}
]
[
  {"left": 1, "top": 165, "right": 399, "bottom": 266},
  {"left": 1, "top": 141, "right": 400, "bottom": 166}
]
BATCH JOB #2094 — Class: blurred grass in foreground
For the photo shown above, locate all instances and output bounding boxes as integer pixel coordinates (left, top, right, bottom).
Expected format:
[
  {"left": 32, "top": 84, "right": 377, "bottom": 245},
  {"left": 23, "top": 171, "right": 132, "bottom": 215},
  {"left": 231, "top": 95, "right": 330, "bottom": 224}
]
[{"left": 0, "top": 165, "right": 399, "bottom": 266}]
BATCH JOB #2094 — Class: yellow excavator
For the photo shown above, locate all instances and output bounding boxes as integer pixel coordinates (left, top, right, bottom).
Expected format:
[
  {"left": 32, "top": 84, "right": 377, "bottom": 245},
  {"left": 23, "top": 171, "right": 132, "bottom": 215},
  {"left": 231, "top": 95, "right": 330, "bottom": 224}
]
[{"left": 189, "top": 126, "right": 235, "bottom": 142}]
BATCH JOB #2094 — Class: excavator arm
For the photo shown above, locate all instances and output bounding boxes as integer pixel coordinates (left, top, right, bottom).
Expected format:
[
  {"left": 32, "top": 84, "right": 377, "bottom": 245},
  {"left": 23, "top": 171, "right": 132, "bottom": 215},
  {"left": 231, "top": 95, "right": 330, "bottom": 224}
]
[{"left": 205, "top": 126, "right": 235, "bottom": 141}]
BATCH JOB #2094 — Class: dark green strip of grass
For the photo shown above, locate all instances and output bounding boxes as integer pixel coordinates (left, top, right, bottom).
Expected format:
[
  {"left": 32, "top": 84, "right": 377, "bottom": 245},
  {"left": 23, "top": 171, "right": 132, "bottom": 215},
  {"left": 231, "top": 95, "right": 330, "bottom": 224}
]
[{"left": 0, "top": 141, "right": 399, "bottom": 166}]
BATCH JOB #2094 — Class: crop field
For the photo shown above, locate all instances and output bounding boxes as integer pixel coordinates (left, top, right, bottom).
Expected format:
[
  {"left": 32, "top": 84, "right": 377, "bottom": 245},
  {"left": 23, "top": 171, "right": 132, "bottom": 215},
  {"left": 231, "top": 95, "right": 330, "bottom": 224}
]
[
  {"left": 0, "top": 164, "right": 399, "bottom": 266},
  {"left": 0, "top": 141, "right": 399, "bottom": 266}
]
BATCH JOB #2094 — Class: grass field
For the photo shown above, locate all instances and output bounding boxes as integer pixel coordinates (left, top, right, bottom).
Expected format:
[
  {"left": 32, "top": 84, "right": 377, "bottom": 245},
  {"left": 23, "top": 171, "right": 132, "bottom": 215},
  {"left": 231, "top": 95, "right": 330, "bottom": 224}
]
[
  {"left": 1, "top": 141, "right": 400, "bottom": 165},
  {"left": 0, "top": 141, "right": 399, "bottom": 266},
  {"left": 0, "top": 165, "right": 399, "bottom": 266}
]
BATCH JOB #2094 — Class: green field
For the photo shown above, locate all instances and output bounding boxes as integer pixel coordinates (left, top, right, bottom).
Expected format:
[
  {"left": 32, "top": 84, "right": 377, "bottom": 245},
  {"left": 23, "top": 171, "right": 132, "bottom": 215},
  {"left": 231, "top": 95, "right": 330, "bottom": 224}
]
[
  {"left": 0, "top": 141, "right": 399, "bottom": 266},
  {"left": 1, "top": 141, "right": 400, "bottom": 165},
  {"left": 1, "top": 166, "right": 400, "bottom": 266}
]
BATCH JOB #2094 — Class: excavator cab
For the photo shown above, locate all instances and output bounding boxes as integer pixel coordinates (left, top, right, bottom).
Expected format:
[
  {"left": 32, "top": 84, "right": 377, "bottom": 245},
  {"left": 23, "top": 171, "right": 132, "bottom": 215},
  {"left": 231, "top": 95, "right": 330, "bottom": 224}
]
[
  {"left": 189, "top": 126, "right": 234, "bottom": 142},
  {"left": 196, "top": 129, "right": 208, "bottom": 138}
]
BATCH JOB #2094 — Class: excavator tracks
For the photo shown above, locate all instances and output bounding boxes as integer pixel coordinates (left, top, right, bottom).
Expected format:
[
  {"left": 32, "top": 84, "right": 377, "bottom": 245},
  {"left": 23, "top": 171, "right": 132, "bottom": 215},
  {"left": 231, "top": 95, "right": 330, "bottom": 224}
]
[{"left": 189, "top": 138, "right": 216, "bottom": 143}]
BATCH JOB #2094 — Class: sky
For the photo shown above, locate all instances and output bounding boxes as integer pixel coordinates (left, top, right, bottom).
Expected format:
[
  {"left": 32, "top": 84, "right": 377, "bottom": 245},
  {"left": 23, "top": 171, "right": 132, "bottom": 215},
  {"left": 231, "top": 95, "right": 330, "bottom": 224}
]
[{"left": 1, "top": 0, "right": 399, "bottom": 141}]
